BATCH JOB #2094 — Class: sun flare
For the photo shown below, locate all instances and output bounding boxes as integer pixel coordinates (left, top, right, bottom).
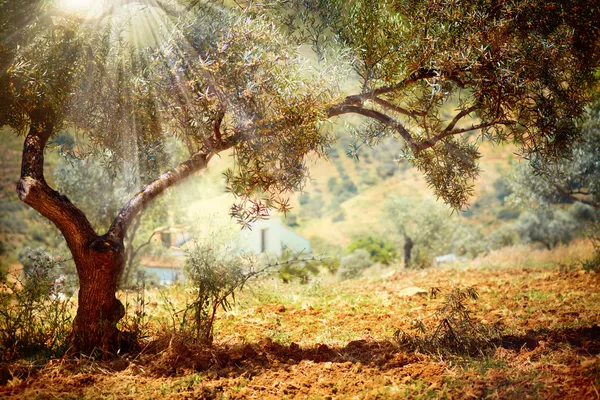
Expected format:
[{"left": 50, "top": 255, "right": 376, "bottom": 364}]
[{"left": 58, "top": 0, "right": 103, "bottom": 15}]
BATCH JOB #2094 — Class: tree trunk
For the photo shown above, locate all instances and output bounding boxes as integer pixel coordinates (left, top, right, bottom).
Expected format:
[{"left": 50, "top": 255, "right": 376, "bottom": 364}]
[
  {"left": 403, "top": 235, "right": 414, "bottom": 268},
  {"left": 71, "top": 236, "right": 127, "bottom": 354},
  {"left": 16, "top": 108, "right": 239, "bottom": 355}
]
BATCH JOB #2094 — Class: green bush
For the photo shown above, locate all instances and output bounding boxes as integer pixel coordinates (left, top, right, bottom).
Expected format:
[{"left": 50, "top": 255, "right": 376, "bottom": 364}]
[
  {"left": 497, "top": 207, "right": 521, "bottom": 220},
  {"left": 488, "top": 224, "right": 518, "bottom": 250},
  {"left": 299, "top": 194, "right": 325, "bottom": 219},
  {"left": 348, "top": 236, "right": 396, "bottom": 265},
  {"left": 451, "top": 225, "right": 489, "bottom": 259},
  {"left": 276, "top": 249, "right": 320, "bottom": 284},
  {"left": 0, "top": 247, "right": 73, "bottom": 361},
  {"left": 569, "top": 202, "right": 598, "bottom": 223},
  {"left": 339, "top": 249, "right": 372, "bottom": 280},
  {"left": 516, "top": 210, "right": 579, "bottom": 250},
  {"left": 321, "top": 256, "right": 341, "bottom": 275},
  {"left": 180, "top": 235, "right": 257, "bottom": 344}
]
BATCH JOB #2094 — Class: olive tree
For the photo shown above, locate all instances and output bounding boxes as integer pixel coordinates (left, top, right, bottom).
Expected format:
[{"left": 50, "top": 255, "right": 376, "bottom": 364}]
[
  {"left": 1, "top": 0, "right": 336, "bottom": 353},
  {"left": 509, "top": 97, "right": 600, "bottom": 210}
]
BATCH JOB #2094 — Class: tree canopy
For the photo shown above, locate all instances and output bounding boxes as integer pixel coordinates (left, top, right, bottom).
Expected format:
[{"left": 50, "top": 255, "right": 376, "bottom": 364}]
[{"left": 274, "top": 0, "right": 600, "bottom": 208}]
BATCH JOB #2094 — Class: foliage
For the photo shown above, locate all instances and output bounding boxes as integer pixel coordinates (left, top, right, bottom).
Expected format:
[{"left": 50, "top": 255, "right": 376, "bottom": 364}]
[
  {"left": 275, "top": 248, "right": 320, "bottom": 284},
  {"left": 339, "top": 248, "right": 372, "bottom": 280},
  {"left": 299, "top": 193, "right": 325, "bottom": 219},
  {"left": 53, "top": 156, "right": 132, "bottom": 232},
  {"left": 394, "top": 286, "right": 500, "bottom": 357},
  {"left": 488, "top": 224, "right": 518, "bottom": 251},
  {"left": 0, "top": 247, "right": 73, "bottom": 361},
  {"left": 273, "top": 0, "right": 600, "bottom": 210},
  {"left": 347, "top": 236, "right": 396, "bottom": 265},
  {"left": 383, "top": 196, "right": 454, "bottom": 264},
  {"left": 179, "top": 232, "right": 257, "bottom": 344},
  {"left": 320, "top": 256, "right": 341, "bottom": 275},
  {"left": 508, "top": 97, "right": 600, "bottom": 210},
  {"left": 516, "top": 210, "right": 579, "bottom": 250},
  {"left": 451, "top": 224, "right": 489, "bottom": 259}
]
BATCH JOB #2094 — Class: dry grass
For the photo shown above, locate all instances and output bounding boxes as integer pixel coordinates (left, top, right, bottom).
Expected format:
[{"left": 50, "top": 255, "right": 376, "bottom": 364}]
[{"left": 466, "top": 239, "right": 594, "bottom": 270}]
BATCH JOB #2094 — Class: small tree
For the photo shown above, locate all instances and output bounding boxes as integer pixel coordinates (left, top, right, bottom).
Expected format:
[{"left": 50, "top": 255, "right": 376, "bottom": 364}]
[
  {"left": 516, "top": 210, "right": 578, "bottom": 250},
  {"left": 182, "top": 231, "right": 256, "bottom": 344},
  {"left": 383, "top": 196, "right": 454, "bottom": 267},
  {"left": 347, "top": 236, "right": 396, "bottom": 265}
]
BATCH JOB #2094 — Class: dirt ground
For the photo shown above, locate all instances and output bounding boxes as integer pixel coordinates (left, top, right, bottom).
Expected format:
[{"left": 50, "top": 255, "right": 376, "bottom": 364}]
[{"left": 1, "top": 263, "right": 599, "bottom": 399}]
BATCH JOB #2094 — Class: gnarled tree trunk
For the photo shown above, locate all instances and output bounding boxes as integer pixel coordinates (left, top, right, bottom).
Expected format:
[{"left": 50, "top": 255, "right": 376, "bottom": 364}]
[
  {"left": 16, "top": 111, "right": 128, "bottom": 354},
  {"left": 16, "top": 108, "right": 239, "bottom": 355},
  {"left": 71, "top": 236, "right": 126, "bottom": 354}
]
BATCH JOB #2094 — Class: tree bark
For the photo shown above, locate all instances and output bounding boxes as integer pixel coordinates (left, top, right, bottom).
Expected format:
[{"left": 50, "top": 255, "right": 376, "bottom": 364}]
[
  {"left": 16, "top": 111, "right": 128, "bottom": 354},
  {"left": 71, "top": 236, "right": 127, "bottom": 354}
]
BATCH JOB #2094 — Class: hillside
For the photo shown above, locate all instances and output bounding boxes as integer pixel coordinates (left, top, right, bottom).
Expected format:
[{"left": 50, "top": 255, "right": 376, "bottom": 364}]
[{"left": 0, "top": 124, "right": 521, "bottom": 263}]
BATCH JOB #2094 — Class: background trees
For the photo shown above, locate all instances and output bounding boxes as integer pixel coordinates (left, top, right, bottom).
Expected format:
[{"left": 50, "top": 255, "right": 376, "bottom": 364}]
[{"left": 509, "top": 97, "right": 600, "bottom": 211}]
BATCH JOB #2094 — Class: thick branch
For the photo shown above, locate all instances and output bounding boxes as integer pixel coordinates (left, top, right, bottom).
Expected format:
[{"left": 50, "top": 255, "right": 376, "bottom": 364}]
[
  {"left": 328, "top": 103, "right": 418, "bottom": 152},
  {"left": 108, "top": 132, "right": 242, "bottom": 242},
  {"left": 443, "top": 105, "right": 479, "bottom": 134},
  {"left": 370, "top": 96, "right": 426, "bottom": 119},
  {"left": 344, "top": 69, "right": 439, "bottom": 105},
  {"left": 17, "top": 110, "right": 97, "bottom": 252}
]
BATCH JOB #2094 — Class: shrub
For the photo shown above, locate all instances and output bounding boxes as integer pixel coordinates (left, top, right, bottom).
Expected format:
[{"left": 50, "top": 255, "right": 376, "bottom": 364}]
[
  {"left": 497, "top": 207, "right": 521, "bottom": 220},
  {"left": 180, "top": 236, "right": 257, "bottom": 344},
  {"left": 359, "top": 171, "right": 378, "bottom": 187},
  {"left": 394, "top": 285, "right": 500, "bottom": 357},
  {"left": 339, "top": 249, "right": 372, "bottom": 280},
  {"left": 493, "top": 176, "right": 513, "bottom": 201},
  {"left": 569, "top": 202, "right": 598, "bottom": 223},
  {"left": 276, "top": 249, "right": 320, "bottom": 284},
  {"left": 299, "top": 194, "right": 324, "bottom": 219},
  {"left": 348, "top": 236, "right": 396, "bottom": 265},
  {"left": 321, "top": 256, "right": 341, "bottom": 275},
  {"left": 0, "top": 247, "right": 73, "bottom": 361},
  {"left": 516, "top": 210, "right": 578, "bottom": 249},
  {"left": 488, "top": 224, "right": 518, "bottom": 250},
  {"left": 376, "top": 163, "right": 398, "bottom": 179},
  {"left": 451, "top": 225, "right": 489, "bottom": 259},
  {"left": 332, "top": 210, "right": 345, "bottom": 222}
]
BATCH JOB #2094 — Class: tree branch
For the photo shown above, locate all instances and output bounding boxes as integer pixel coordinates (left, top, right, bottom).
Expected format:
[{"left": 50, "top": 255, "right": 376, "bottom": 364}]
[
  {"left": 17, "top": 109, "right": 97, "bottom": 252},
  {"left": 443, "top": 105, "right": 479, "bottom": 134},
  {"left": 549, "top": 180, "right": 599, "bottom": 208},
  {"left": 343, "top": 68, "right": 439, "bottom": 105},
  {"left": 370, "top": 96, "right": 426, "bottom": 119},
  {"left": 328, "top": 103, "right": 418, "bottom": 152},
  {"left": 415, "top": 119, "right": 516, "bottom": 152},
  {"left": 108, "top": 132, "right": 243, "bottom": 242}
]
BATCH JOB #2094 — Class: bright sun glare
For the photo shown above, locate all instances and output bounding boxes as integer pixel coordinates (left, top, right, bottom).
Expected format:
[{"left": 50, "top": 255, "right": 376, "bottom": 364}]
[{"left": 58, "top": 0, "right": 103, "bottom": 15}]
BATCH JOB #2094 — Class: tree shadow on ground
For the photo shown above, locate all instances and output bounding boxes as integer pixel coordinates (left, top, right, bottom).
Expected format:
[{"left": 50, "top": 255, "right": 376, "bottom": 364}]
[
  {"left": 145, "top": 323, "right": 600, "bottom": 376},
  {"left": 2, "top": 324, "right": 598, "bottom": 387},
  {"left": 499, "top": 323, "right": 600, "bottom": 354}
]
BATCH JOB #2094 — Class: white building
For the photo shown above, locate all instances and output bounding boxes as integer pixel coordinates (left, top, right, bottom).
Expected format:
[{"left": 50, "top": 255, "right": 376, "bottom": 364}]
[
  {"left": 239, "top": 217, "right": 311, "bottom": 257},
  {"left": 143, "top": 217, "right": 310, "bottom": 284}
]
